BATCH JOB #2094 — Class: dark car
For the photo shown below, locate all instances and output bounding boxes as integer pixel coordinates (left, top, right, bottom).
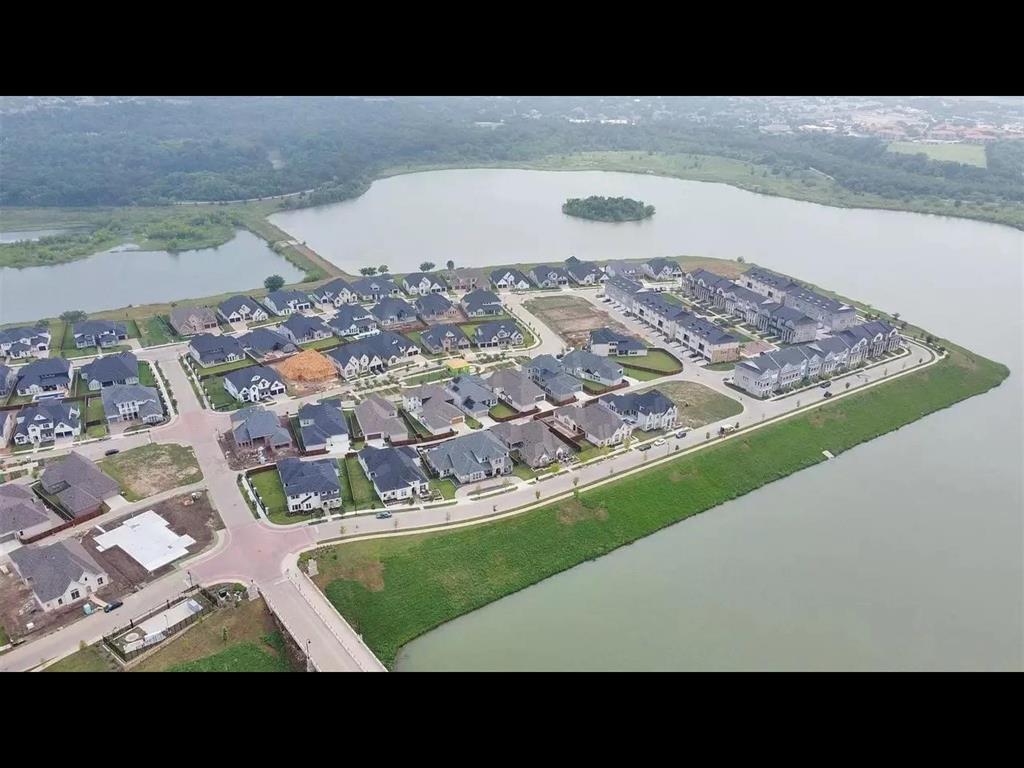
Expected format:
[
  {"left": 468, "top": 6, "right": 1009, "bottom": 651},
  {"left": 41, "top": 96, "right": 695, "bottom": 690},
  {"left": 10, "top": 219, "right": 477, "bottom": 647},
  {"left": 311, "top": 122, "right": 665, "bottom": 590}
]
[
  {"left": 637, "top": 444, "right": 651, "bottom": 452},
  {"left": 104, "top": 448, "right": 120, "bottom": 456},
  {"left": 375, "top": 511, "right": 392, "bottom": 519},
  {"left": 103, "top": 600, "right": 123, "bottom": 613},
  {"left": 819, "top": 380, "right": 832, "bottom": 388},
  {"left": 823, "top": 391, "right": 833, "bottom": 398}
]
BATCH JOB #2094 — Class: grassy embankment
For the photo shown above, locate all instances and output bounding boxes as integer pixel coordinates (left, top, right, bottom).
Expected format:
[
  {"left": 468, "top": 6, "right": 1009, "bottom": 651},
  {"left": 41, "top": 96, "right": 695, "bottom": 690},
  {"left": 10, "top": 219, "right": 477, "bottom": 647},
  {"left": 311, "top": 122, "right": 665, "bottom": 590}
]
[
  {"left": 887, "top": 142, "right": 987, "bottom": 168},
  {"left": 304, "top": 340, "right": 1009, "bottom": 668}
]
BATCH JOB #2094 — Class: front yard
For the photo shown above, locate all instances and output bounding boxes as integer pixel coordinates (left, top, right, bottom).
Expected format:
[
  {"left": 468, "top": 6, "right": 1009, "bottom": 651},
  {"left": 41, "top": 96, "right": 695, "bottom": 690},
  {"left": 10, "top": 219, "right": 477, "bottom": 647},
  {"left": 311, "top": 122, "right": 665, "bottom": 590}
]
[{"left": 99, "top": 444, "right": 204, "bottom": 502}]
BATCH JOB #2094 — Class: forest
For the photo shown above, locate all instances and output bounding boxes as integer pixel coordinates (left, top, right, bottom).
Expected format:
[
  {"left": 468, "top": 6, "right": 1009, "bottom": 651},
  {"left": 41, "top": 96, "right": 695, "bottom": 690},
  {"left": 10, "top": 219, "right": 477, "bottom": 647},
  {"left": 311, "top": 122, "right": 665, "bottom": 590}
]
[{"left": 562, "top": 196, "right": 655, "bottom": 221}]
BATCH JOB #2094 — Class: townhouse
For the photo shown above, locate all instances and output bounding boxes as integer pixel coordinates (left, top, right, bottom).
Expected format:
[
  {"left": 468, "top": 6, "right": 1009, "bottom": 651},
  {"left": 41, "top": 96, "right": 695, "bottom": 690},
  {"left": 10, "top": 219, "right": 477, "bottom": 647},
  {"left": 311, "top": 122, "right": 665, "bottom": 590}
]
[
  {"left": 277, "top": 457, "right": 342, "bottom": 513},
  {"left": 15, "top": 357, "right": 73, "bottom": 397},
  {"left": 355, "top": 394, "right": 407, "bottom": 443},
  {"left": 79, "top": 351, "right": 139, "bottom": 390},
  {"left": 642, "top": 258, "right": 684, "bottom": 281},
  {"left": 350, "top": 277, "right": 401, "bottom": 302},
  {"left": 415, "top": 293, "right": 459, "bottom": 323},
  {"left": 420, "top": 324, "right": 470, "bottom": 354},
  {"left": 600, "top": 390, "right": 677, "bottom": 431},
  {"left": 713, "top": 282, "right": 766, "bottom": 325},
  {"left": 279, "top": 314, "right": 332, "bottom": 345},
  {"left": 529, "top": 264, "right": 571, "bottom": 288},
  {"left": 326, "top": 331, "right": 418, "bottom": 379},
  {"left": 296, "top": 402, "right": 350, "bottom": 453},
  {"left": 358, "top": 445, "right": 431, "bottom": 503},
  {"left": 9, "top": 540, "right": 109, "bottom": 612},
  {"left": 370, "top": 297, "right": 417, "bottom": 328},
  {"left": 264, "top": 290, "right": 313, "bottom": 316},
  {"left": 0, "top": 325, "right": 51, "bottom": 359},
  {"left": 485, "top": 368, "right": 546, "bottom": 413},
  {"left": 189, "top": 333, "right": 247, "bottom": 367},
  {"left": 756, "top": 303, "right": 818, "bottom": 343},
  {"left": 13, "top": 400, "right": 81, "bottom": 445},
  {"left": 586, "top": 328, "right": 648, "bottom": 357},
  {"left": 489, "top": 268, "right": 532, "bottom": 291},
  {"left": 524, "top": 354, "right": 583, "bottom": 404},
  {"left": 739, "top": 266, "right": 857, "bottom": 331},
  {"left": 554, "top": 401, "right": 633, "bottom": 447},
  {"left": 490, "top": 421, "right": 569, "bottom": 469},
  {"left": 168, "top": 306, "right": 218, "bottom": 336},
  {"left": 327, "top": 305, "right": 378, "bottom": 338},
  {"left": 473, "top": 320, "right": 524, "bottom": 349},
  {"left": 72, "top": 320, "right": 127, "bottom": 349},
  {"left": 310, "top": 278, "right": 355, "bottom": 308},
  {"left": 444, "top": 375, "right": 498, "bottom": 419},
  {"left": 684, "top": 268, "right": 733, "bottom": 303},
  {"left": 101, "top": 384, "right": 164, "bottom": 425},
  {"left": 605, "top": 274, "right": 643, "bottom": 307},
  {"left": 217, "top": 295, "right": 271, "bottom": 324},
  {"left": 231, "top": 406, "right": 292, "bottom": 450},
  {"left": 565, "top": 256, "right": 605, "bottom": 285},
  {"left": 838, "top": 320, "right": 903, "bottom": 358},
  {"left": 402, "top": 272, "right": 449, "bottom": 296},
  {"left": 460, "top": 288, "right": 503, "bottom": 317},
  {"left": 674, "top": 311, "right": 741, "bottom": 363},
  {"left": 423, "top": 431, "right": 512, "bottom": 484},
  {"left": 560, "top": 350, "right": 624, "bottom": 387},
  {"left": 222, "top": 366, "right": 287, "bottom": 403},
  {"left": 236, "top": 328, "right": 298, "bottom": 358}
]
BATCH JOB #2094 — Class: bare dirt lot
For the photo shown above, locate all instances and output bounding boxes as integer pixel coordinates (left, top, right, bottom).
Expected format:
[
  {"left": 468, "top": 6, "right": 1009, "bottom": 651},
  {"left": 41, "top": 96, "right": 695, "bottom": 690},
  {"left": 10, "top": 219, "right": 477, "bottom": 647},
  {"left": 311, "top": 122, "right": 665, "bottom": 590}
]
[
  {"left": 99, "top": 444, "right": 203, "bottom": 502},
  {"left": 524, "top": 296, "right": 636, "bottom": 348}
]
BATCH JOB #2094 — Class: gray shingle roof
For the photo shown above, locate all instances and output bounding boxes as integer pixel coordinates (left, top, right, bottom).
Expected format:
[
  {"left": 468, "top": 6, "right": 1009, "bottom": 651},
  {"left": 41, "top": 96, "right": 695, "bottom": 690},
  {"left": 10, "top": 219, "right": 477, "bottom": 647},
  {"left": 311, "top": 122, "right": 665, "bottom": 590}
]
[
  {"left": 461, "top": 288, "right": 502, "bottom": 314},
  {"left": 313, "top": 278, "right": 352, "bottom": 300},
  {"left": 218, "top": 295, "right": 269, "bottom": 318},
  {"left": 40, "top": 451, "right": 120, "bottom": 517},
  {"left": 277, "top": 457, "right": 340, "bottom": 497},
  {"left": 281, "top": 313, "right": 331, "bottom": 339},
  {"left": 237, "top": 328, "right": 298, "bottom": 356},
  {"left": 743, "top": 266, "right": 801, "bottom": 292},
  {"left": 169, "top": 306, "right": 217, "bottom": 331},
  {"left": 370, "top": 297, "right": 416, "bottom": 323},
  {"left": 359, "top": 445, "right": 428, "bottom": 492},
  {"left": 0, "top": 483, "right": 51, "bottom": 537},
  {"left": 473, "top": 320, "right": 521, "bottom": 345},
  {"left": 9, "top": 540, "right": 106, "bottom": 604},
  {"left": 189, "top": 332, "right": 246, "bottom": 364},
  {"left": 485, "top": 368, "right": 544, "bottom": 407},
  {"left": 490, "top": 421, "right": 567, "bottom": 467},
  {"left": 490, "top": 268, "right": 531, "bottom": 286},
  {"left": 561, "top": 350, "right": 623, "bottom": 382},
  {"left": 298, "top": 402, "right": 348, "bottom": 447},
  {"left": 328, "top": 305, "right": 376, "bottom": 332},
  {"left": 223, "top": 365, "right": 284, "bottom": 392},
  {"left": 445, "top": 375, "right": 496, "bottom": 412},
  {"left": 80, "top": 351, "right": 138, "bottom": 385},
  {"left": 420, "top": 324, "right": 469, "bottom": 352},
  {"left": 403, "top": 272, "right": 449, "bottom": 290},
  {"left": 556, "top": 402, "right": 628, "bottom": 441},
  {"left": 266, "top": 289, "right": 312, "bottom": 307},
  {"left": 355, "top": 394, "right": 405, "bottom": 438},
  {"left": 13, "top": 400, "right": 80, "bottom": 441},
  {"left": 328, "top": 331, "right": 416, "bottom": 367},
  {"left": 424, "top": 431, "right": 508, "bottom": 478},
  {"left": 415, "top": 293, "right": 454, "bottom": 315},
  {"left": 15, "top": 357, "right": 71, "bottom": 391},
  {"left": 100, "top": 384, "right": 163, "bottom": 421},
  {"left": 565, "top": 256, "right": 603, "bottom": 282},
  {"left": 601, "top": 389, "right": 675, "bottom": 417},
  {"left": 231, "top": 406, "right": 291, "bottom": 446},
  {"left": 416, "top": 399, "right": 465, "bottom": 432},
  {"left": 350, "top": 277, "right": 399, "bottom": 296},
  {"left": 72, "top": 319, "right": 126, "bottom": 342}
]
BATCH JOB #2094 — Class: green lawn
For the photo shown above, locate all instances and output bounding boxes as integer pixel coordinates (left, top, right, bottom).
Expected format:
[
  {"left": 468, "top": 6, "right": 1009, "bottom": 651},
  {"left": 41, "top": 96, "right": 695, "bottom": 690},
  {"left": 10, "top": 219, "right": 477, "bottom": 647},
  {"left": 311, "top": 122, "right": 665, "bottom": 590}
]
[
  {"left": 511, "top": 463, "right": 537, "bottom": 481},
  {"left": 138, "top": 315, "right": 182, "bottom": 347},
  {"left": 85, "top": 424, "right": 108, "bottom": 439},
  {"left": 576, "top": 439, "right": 613, "bottom": 462},
  {"left": 401, "top": 369, "right": 452, "bottom": 386},
  {"left": 464, "top": 415, "right": 483, "bottom": 429},
  {"left": 429, "top": 478, "right": 458, "bottom": 500},
  {"left": 43, "top": 644, "right": 117, "bottom": 672},
  {"left": 100, "top": 444, "right": 203, "bottom": 502},
  {"left": 489, "top": 402, "right": 519, "bottom": 419},
  {"left": 250, "top": 469, "right": 287, "bottom": 516},
  {"left": 139, "top": 361, "right": 158, "bottom": 387},
  {"left": 705, "top": 361, "right": 736, "bottom": 372},
  {"left": 620, "top": 366, "right": 665, "bottom": 382},
  {"left": 205, "top": 377, "right": 243, "bottom": 410},
  {"left": 614, "top": 349, "right": 682, "bottom": 374},
  {"left": 300, "top": 336, "right": 342, "bottom": 352},
  {"left": 306, "top": 341, "right": 1008, "bottom": 668},
  {"left": 85, "top": 397, "right": 105, "bottom": 423},
  {"left": 400, "top": 409, "right": 432, "bottom": 439},
  {"left": 887, "top": 141, "right": 987, "bottom": 168},
  {"left": 0, "top": 624, "right": 10, "bottom": 647},
  {"left": 165, "top": 635, "right": 293, "bottom": 672},
  {"left": 195, "top": 358, "right": 254, "bottom": 378},
  {"left": 344, "top": 456, "right": 376, "bottom": 508}
]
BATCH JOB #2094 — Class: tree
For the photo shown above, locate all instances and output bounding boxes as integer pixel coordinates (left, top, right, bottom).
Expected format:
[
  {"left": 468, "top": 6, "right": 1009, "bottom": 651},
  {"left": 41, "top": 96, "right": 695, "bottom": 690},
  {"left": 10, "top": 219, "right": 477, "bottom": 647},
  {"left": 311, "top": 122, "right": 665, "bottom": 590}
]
[
  {"left": 420, "top": 261, "right": 435, "bottom": 272},
  {"left": 264, "top": 275, "right": 285, "bottom": 292},
  {"left": 60, "top": 310, "right": 87, "bottom": 323},
  {"left": 359, "top": 266, "right": 377, "bottom": 276},
  {"left": 446, "top": 260, "right": 455, "bottom": 271},
  {"left": 736, "top": 256, "right": 745, "bottom": 263},
  {"left": 378, "top": 264, "right": 390, "bottom": 275}
]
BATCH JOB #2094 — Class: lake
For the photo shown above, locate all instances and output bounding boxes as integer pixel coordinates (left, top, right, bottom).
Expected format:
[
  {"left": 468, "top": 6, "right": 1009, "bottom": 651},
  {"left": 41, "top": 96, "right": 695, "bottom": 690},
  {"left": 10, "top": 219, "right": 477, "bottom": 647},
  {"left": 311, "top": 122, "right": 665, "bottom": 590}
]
[
  {"left": 0, "top": 229, "right": 305, "bottom": 324},
  {"left": 282, "top": 169, "right": 1023, "bottom": 670},
  {"left": 0, "top": 228, "right": 69, "bottom": 244}
]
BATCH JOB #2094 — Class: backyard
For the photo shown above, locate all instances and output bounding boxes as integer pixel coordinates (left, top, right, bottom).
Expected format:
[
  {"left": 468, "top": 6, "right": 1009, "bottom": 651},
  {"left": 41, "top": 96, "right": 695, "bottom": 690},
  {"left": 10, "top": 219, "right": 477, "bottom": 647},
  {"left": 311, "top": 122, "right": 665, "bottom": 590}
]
[{"left": 99, "top": 444, "right": 203, "bottom": 501}]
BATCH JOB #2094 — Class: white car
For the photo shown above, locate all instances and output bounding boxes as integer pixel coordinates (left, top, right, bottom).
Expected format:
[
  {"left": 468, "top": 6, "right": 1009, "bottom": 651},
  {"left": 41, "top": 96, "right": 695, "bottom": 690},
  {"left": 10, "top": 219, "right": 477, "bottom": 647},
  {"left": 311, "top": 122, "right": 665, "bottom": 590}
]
[{"left": 653, "top": 438, "right": 666, "bottom": 447}]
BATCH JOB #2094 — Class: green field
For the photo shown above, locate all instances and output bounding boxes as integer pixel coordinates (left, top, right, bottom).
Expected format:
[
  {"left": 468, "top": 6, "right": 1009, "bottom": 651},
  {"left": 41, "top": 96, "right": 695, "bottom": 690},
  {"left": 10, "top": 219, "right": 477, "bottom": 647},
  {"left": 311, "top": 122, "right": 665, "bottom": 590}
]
[
  {"left": 251, "top": 469, "right": 288, "bottom": 516},
  {"left": 639, "top": 381, "right": 743, "bottom": 429},
  {"left": 100, "top": 444, "right": 203, "bottom": 502},
  {"left": 306, "top": 341, "right": 1008, "bottom": 668},
  {"left": 887, "top": 141, "right": 987, "bottom": 168},
  {"left": 43, "top": 644, "right": 118, "bottom": 672},
  {"left": 164, "top": 635, "right": 292, "bottom": 672},
  {"left": 614, "top": 349, "right": 682, "bottom": 374},
  {"left": 138, "top": 316, "right": 182, "bottom": 347}
]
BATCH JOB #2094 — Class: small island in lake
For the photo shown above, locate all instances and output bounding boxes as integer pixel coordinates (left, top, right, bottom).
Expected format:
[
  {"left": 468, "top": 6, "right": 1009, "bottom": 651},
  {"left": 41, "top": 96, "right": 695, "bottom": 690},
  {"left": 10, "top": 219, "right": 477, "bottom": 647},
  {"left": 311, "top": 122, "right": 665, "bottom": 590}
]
[{"left": 562, "top": 196, "right": 656, "bottom": 222}]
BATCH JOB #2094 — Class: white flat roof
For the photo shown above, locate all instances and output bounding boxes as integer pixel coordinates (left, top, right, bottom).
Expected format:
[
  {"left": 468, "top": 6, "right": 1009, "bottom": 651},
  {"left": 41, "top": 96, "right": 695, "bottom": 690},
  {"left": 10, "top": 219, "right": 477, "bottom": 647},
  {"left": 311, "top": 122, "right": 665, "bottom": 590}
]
[{"left": 94, "top": 509, "right": 195, "bottom": 572}]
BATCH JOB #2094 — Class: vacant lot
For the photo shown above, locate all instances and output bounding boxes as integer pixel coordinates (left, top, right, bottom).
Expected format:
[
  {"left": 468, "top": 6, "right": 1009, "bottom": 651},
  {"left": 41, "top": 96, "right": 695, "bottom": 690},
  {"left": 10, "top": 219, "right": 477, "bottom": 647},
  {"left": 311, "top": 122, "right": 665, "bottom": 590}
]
[
  {"left": 615, "top": 349, "right": 681, "bottom": 376},
  {"left": 887, "top": 141, "right": 987, "bottom": 168},
  {"left": 639, "top": 381, "right": 743, "bottom": 429},
  {"left": 524, "top": 295, "right": 633, "bottom": 348},
  {"left": 99, "top": 444, "right": 203, "bottom": 501},
  {"left": 44, "top": 643, "right": 120, "bottom": 672}
]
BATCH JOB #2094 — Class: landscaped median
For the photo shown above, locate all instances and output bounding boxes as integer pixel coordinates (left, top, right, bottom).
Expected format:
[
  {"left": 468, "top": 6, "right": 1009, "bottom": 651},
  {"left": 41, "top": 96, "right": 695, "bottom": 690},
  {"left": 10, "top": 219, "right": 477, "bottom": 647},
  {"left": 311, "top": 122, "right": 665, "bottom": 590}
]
[{"left": 302, "top": 341, "right": 1008, "bottom": 668}]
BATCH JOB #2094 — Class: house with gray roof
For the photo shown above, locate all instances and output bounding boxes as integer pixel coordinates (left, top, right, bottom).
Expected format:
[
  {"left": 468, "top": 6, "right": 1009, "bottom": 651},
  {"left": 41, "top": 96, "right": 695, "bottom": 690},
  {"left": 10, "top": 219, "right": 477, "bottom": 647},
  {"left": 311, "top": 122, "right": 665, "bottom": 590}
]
[
  {"left": 0, "top": 325, "right": 51, "bottom": 359},
  {"left": 168, "top": 306, "right": 218, "bottom": 336},
  {"left": 600, "top": 390, "right": 677, "bottom": 431},
  {"left": 673, "top": 309, "right": 741, "bottom": 363},
  {"left": 231, "top": 406, "right": 291, "bottom": 449},
  {"left": 15, "top": 357, "right": 73, "bottom": 397},
  {"left": 445, "top": 268, "right": 478, "bottom": 292},
  {"left": 79, "top": 351, "right": 139, "bottom": 390},
  {"left": 528, "top": 265, "right": 570, "bottom": 288},
  {"left": 554, "top": 401, "right": 633, "bottom": 447},
  {"left": 264, "top": 290, "right": 313, "bottom": 316},
  {"left": 605, "top": 275, "right": 643, "bottom": 308},
  {"left": 72, "top": 319, "right": 127, "bottom": 349},
  {"left": 40, "top": 451, "right": 120, "bottom": 518},
  {"left": 350, "top": 277, "right": 401, "bottom": 302},
  {"left": 0, "top": 483, "right": 60, "bottom": 544},
  {"left": 217, "top": 295, "right": 271, "bottom": 324},
  {"left": 560, "top": 350, "right": 624, "bottom": 386},
  {"left": 489, "top": 268, "right": 532, "bottom": 291},
  {"left": 565, "top": 256, "right": 605, "bottom": 285},
  {"left": 358, "top": 445, "right": 430, "bottom": 502},
  {"left": 415, "top": 293, "right": 459, "bottom": 323},
  {"left": 473, "top": 320, "right": 523, "bottom": 348},
  {"left": 279, "top": 313, "right": 332, "bottom": 344},
  {"left": 739, "top": 266, "right": 802, "bottom": 301},
  {"left": 684, "top": 268, "right": 733, "bottom": 302},
  {"left": 641, "top": 258, "right": 683, "bottom": 281},
  {"left": 603, "top": 261, "right": 642, "bottom": 280},
  {"left": 524, "top": 354, "right": 583, "bottom": 404},
  {"left": 311, "top": 278, "right": 355, "bottom": 308},
  {"left": 586, "top": 328, "right": 647, "bottom": 357},
  {"left": 415, "top": 398, "right": 465, "bottom": 436},
  {"left": 837, "top": 321, "right": 902, "bottom": 358},
  {"left": 101, "top": 384, "right": 164, "bottom": 425},
  {"left": 223, "top": 366, "right": 286, "bottom": 403},
  {"left": 401, "top": 383, "right": 452, "bottom": 413},
  {"left": 460, "top": 288, "right": 503, "bottom": 317},
  {"left": 757, "top": 303, "right": 818, "bottom": 343},
  {"left": 739, "top": 267, "right": 859, "bottom": 331},
  {"left": 490, "top": 421, "right": 569, "bottom": 469},
  {"left": 485, "top": 368, "right": 545, "bottom": 413},
  {"left": 297, "top": 402, "right": 349, "bottom": 453},
  {"left": 420, "top": 323, "right": 470, "bottom": 354},
  {"left": 370, "top": 297, "right": 417, "bottom": 328},
  {"left": 402, "top": 272, "right": 449, "bottom": 296},
  {"left": 9, "top": 540, "right": 109, "bottom": 612},
  {"left": 734, "top": 345, "right": 827, "bottom": 398},
  {"left": 423, "top": 431, "right": 511, "bottom": 484},
  {"left": 189, "top": 333, "right": 247, "bottom": 367},
  {"left": 327, "top": 305, "right": 378, "bottom": 338},
  {"left": 444, "top": 375, "right": 497, "bottom": 418},
  {"left": 0, "top": 364, "right": 17, "bottom": 397},
  {"left": 237, "top": 328, "right": 298, "bottom": 358},
  {"left": 277, "top": 457, "right": 342, "bottom": 513},
  {"left": 713, "top": 281, "right": 767, "bottom": 325},
  {"left": 355, "top": 394, "right": 407, "bottom": 442},
  {"left": 327, "top": 332, "right": 418, "bottom": 379},
  {"left": 13, "top": 401, "right": 81, "bottom": 446}
]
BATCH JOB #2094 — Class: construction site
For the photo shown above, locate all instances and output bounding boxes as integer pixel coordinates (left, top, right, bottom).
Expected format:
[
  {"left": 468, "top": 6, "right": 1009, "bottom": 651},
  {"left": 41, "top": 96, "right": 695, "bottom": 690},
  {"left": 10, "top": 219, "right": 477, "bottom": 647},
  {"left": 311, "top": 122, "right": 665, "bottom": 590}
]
[{"left": 272, "top": 349, "right": 338, "bottom": 397}]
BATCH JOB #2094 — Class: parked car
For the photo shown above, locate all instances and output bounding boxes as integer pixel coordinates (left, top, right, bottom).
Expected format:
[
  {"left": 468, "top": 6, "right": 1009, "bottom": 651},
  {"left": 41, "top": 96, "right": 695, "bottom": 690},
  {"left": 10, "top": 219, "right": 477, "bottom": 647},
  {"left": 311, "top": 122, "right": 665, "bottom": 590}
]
[
  {"left": 823, "top": 391, "right": 833, "bottom": 398},
  {"left": 103, "top": 600, "right": 123, "bottom": 613},
  {"left": 637, "top": 444, "right": 651, "bottom": 452},
  {"left": 375, "top": 511, "right": 392, "bottom": 519},
  {"left": 104, "top": 448, "right": 120, "bottom": 456},
  {"left": 653, "top": 438, "right": 666, "bottom": 447},
  {"left": 675, "top": 430, "right": 688, "bottom": 439},
  {"left": 819, "top": 380, "right": 832, "bottom": 388}
]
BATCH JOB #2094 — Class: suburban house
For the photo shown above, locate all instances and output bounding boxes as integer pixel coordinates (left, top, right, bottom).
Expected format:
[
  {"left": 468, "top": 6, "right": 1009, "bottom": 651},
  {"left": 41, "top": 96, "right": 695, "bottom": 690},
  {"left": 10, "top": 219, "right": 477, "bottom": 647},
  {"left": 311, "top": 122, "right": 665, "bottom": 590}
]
[
  {"left": 485, "top": 368, "right": 546, "bottom": 413},
  {"left": 420, "top": 324, "right": 470, "bottom": 354},
  {"left": 237, "top": 328, "right": 298, "bottom": 358},
  {"left": 423, "top": 431, "right": 512, "bottom": 484},
  {"left": 217, "top": 295, "right": 271, "bottom": 324},
  {"left": 554, "top": 401, "right": 633, "bottom": 447},
  {"left": 79, "top": 351, "right": 139, "bottom": 390},
  {"left": 0, "top": 364, "right": 18, "bottom": 397},
  {"left": 189, "top": 333, "right": 247, "bottom": 367},
  {"left": 310, "top": 278, "right": 355, "bottom": 308},
  {"left": 684, "top": 268, "right": 733, "bottom": 302},
  {"left": 231, "top": 406, "right": 291, "bottom": 450},
  {"left": 757, "top": 303, "right": 818, "bottom": 343},
  {"left": 9, "top": 540, "right": 109, "bottom": 612},
  {"left": 355, "top": 394, "right": 407, "bottom": 443},
  {"left": 264, "top": 290, "right": 313, "bottom": 316},
  {"left": 0, "top": 326, "right": 51, "bottom": 359},
  {"left": 605, "top": 275, "right": 643, "bottom": 308},
  {"left": 40, "top": 451, "right": 120, "bottom": 518},
  {"left": 565, "top": 256, "right": 605, "bottom": 285},
  {"left": 489, "top": 268, "right": 532, "bottom": 291},
  {"left": 402, "top": 383, "right": 452, "bottom": 412},
  {"left": 445, "top": 268, "right": 478, "bottom": 291},
  {"left": 297, "top": 402, "right": 350, "bottom": 453},
  {"left": 72, "top": 320, "right": 127, "bottom": 349},
  {"left": 444, "top": 375, "right": 498, "bottom": 419},
  {"left": 15, "top": 357, "right": 73, "bottom": 397},
  {"left": 415, "top": 293, "right": 459, "bottom": 323},
  {"left": 713, "top": 282, "right": 766, "bottom": 325},
  {"left": 473, "top": 320, "right": 523, "bottom": 348},
  {"left": 0, "top": 483, "right": 58, "bottom": 545},
  {"left": 358, "top": 445, "right": 430, "bottom": 503},
  {"left": 402, "top": 272, "right": 449, "bottom": 296},
  {"left": 603, "top": 261, "right": 642, "bottom": 280},
  {"left": 600, "top": 390, "right": 677, "bottom": 431},
  {"left": 586, "top": 328, "right": 647, "bottom": 357},
  {"left": 13, "top": 401, "right": 81, "bottom": 446},
  {"left": 460, "top": 288, "right": 503, "bottom": 317},
  {"left": 327, "top": 331, "right": 418, "bottom": 379},
  {"left": 350, "top": 277, "right": 401, "bottom": 302},
  {"left": 168, "top": 306, "right": 218, "bottom": 336},
  {"left": 674, "top": 311, "right": 741, "bottom": 363},
  {"left": 279, "top": 314, "right": 332, "bottom": 345},
  {"left": 524, "top": 354, "right": 583, "bottom": 404},
  {"left": 327, "top": 305, "right": 378, "bottom": 338},
  {"left": 222, "top": 366, "right": 287, "bottom": 403},
  {"left": 370, "top": 297, "right": 417, "bottom": 328},
  {"left": 641, "top": 258, "right": 684, "bottom": 281},
  {"left": 414, "top": 398, "right": 465, "bottom": 436},
  {"left": 740, "top": 266, "right": 858, "bottom": 331},
  {"left": 560, "top": 349, "right": 624, "bottom": 386},
  {"left": 490, "top": 421, "right": 569, "bottom": 469},
  {"left": 528, "top": 265, "right": 571, "bottom": 288},
  {"left": 277, "top": 457, "right": 342, "bottom": 513},
  {"left": 101, "top": 384, "right": 164, "bottom": 425}
]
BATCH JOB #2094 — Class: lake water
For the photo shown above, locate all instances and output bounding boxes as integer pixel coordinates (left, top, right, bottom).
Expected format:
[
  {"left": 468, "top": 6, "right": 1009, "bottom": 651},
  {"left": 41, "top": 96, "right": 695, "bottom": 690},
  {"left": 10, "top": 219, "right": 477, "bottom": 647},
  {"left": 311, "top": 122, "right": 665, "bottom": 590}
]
[
  {"left": 272, "top": 169, "right": 1024, "bottom": 671},
  {"left": 0, "top": 229, "right": 305, "bottom": 324},
  {"left": 0, "top": 229, "right": 69, "bottom": 244}
]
